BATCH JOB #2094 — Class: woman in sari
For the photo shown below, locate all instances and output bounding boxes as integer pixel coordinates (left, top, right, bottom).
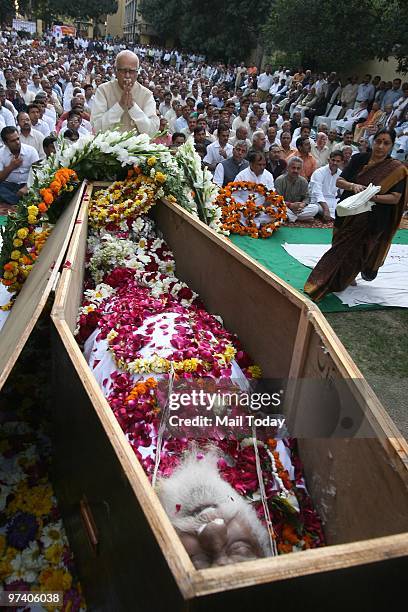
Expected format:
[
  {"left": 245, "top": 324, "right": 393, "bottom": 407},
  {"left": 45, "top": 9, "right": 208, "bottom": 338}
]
[
  {"left": 304, "top": 128, "right": 408, "bottom": 302},
  {"left": 353, "top": 101, "right": 385, "bottom": 142}
]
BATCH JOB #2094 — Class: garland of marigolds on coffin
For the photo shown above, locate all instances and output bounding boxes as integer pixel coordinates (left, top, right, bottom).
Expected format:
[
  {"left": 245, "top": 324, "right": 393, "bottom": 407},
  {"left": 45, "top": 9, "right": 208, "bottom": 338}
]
[
  {"left": 0, "top": 132, "right": 221, "bottom": 310},
  {"left": 75, "top": 175, "right": 325, "bottom": 558},
  {"left": 216, "top": 181, "right": 287, "bottom": 238}
]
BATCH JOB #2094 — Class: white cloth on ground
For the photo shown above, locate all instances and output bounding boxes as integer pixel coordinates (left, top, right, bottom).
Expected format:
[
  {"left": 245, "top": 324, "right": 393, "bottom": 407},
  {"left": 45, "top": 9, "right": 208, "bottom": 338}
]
[{"left": 283, "top": 243, "right": 408, "bottom": 307}]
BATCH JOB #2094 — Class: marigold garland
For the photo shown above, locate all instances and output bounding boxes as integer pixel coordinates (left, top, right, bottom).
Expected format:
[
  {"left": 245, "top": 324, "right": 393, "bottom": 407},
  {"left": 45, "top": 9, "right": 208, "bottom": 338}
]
[
  {"left": 216, "top": 181, "right": 287, "bottom": 238},
  {"left": 88, "top": 171, "right": 167, "bottom": 232},
  {"left": 0, "top": 168, "right": 78, "bottom": 302}
]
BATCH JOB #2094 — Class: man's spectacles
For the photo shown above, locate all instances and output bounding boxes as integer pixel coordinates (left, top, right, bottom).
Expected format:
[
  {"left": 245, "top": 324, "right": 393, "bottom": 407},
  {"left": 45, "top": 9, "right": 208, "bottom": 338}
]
[{"left": 117, "top": 68, "right": 138, "bottom": 76}]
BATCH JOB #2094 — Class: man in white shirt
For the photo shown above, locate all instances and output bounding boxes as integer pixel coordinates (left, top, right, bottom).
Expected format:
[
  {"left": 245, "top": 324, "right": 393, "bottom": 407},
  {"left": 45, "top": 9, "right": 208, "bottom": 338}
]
[
  {"left": 309, "top": 150, "right": 344, "bottom": 221},
  {"left": 234, "top": 151, "right": 276, "bottom": 226},
  {"left": 203, "top": 125, "right": 233, "bottom": 172},
  {"left": 235, "top": 150, "right": 274, "bottom": 189},
  {"left": 331, "top": 102, "right": 369, "bottom": 134},
  {"left": 0, "top": 86, "right": 16, "bottom": 127},
  {"left": 17, "top": 112, "right": 45, "bottom": 159},
  {"left": 18, "top": 76, "right": 36, "bottom": 105},
  {"left": 0, "top": 126, "right": 39, "bottom": 205},
  {"left": 257, "top": 65, "right": 274, "bottom": 102},
  {"left": 27, "top": 103, "right": 51, "bottom": 138},
  {"left": 231, "top": 106, "right": 249, "bottom": 133},
  {"left": 91, "top": 50, "right": 159, "bottom": 136},
  {"left": 310, "top": 132, "right": 331, "bottom": 168},
  {"left": 28, "top": 73, "right": 42, "bottom": 95}
]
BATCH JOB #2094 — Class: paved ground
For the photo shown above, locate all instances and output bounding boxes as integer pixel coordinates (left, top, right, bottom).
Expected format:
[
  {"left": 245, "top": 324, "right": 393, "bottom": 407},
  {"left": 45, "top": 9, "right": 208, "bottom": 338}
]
[{"left": 326, "top": 309, "right": 408, "bottom": 439}]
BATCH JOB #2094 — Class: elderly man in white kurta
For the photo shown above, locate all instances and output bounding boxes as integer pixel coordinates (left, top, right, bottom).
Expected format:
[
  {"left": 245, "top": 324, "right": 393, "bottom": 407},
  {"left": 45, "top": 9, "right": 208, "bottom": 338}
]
[
  {"left": 309, "top": 150, "right": 344, "bottom": 221},
  {"left": 91, "top": 50, "right": 159, "bottom": 136}
]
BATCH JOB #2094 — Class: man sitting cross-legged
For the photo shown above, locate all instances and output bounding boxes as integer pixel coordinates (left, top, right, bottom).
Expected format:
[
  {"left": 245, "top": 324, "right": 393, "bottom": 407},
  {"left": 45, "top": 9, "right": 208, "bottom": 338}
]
[{"left": 275, "top": 157, "right": 319, "bottom": 223}]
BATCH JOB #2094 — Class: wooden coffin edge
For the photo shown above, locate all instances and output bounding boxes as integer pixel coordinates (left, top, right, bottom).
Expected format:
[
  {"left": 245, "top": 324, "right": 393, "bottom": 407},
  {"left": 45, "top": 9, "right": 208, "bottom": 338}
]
[
  {"left": 157, "top": 197, "right": 408, "bottom": 463},
  {"left": 0, "top": 180, "right": 89, "bottom": 392},
  {"left": 51, "top": 185, "right": 408, "bottom": 600}
]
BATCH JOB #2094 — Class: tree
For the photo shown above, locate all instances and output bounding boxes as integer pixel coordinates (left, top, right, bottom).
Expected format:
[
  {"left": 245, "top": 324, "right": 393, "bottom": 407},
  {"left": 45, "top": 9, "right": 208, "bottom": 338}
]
[
  {"left": 140, "top": 0, "right": 270, "bottom": 63},
  {"left": 374, "top": 0, "right": 408, "bottom": 73},
  {"left": 0, "top": 0, "right": 29, "bottom": 25},
  {"left": 31, "top": 0, "right": 118, "bottom": 27},
  {"left": 263, "top": 0, "right": 408, "bottom": 74},
  {"left": 263, "top": 0, "right": 379, "bottom": 72},
  {"left": 57, "top": 0, "right": 118, "bottom": 22}
]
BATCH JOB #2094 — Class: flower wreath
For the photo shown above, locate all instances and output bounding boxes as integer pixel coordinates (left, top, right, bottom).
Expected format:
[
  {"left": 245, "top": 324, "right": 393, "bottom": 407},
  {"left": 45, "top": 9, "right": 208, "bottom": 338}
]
[{"left": 216, "top": 181, "right": 287, "bottom": 238}]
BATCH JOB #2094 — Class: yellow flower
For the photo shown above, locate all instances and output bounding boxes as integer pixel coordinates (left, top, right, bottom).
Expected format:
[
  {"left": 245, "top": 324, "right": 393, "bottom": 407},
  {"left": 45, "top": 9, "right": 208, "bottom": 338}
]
[
  {"left": 0, "top": 545, "right": 18, "bottom": 581},
  {"left": 155, "top": 171, "right": 167, "bottom": 183},
  {"left": 13, "top": 238, "right": 23, "bottom": 247},
  {"left": 3, "top": 271, "right": 14, "bottom": 279},
  {"left": 44, "top": 543, "right": 64, "bottom": 565},
  {"left": 6, "top": 482, "right": 54, "bottom": 517},
  {"left": 17, "top": 228, "right": 29, "bottom": 239},
  {"left": 248, "top": 364, "right": 262, "bottom": 379},
  {"left": 10, "top": 250, "right": 21, "bottom": 260},
  {"left": 28, "top": 205, "right": 39, "bottom": 216},
  {"left": 27, "top": 215, "right": 37, "bottom": 224},
  {"left": 223, "top": 345, "right": 237, "bottom": 362},
  {"left": 39, "top": 567, "right": 72, "bottom": 592},
  {"left": 147, "top": 156, "right": 157, "bottom": 166}
]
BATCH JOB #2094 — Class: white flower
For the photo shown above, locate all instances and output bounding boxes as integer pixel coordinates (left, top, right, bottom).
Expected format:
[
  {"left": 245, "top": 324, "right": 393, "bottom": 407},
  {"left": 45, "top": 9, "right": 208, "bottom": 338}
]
[
  {"left": 40, "top": 521, "right": 67, "bottom": 549},
  {"left": 21, "top": 541, "right": 47, "bottom": 571},
  {"left": 7, "top": 551, "right": 39, "bottom": 584}
]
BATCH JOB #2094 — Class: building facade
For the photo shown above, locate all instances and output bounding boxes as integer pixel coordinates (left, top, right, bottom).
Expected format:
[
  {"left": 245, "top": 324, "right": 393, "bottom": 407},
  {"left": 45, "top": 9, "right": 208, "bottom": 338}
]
[
  {"left": 107, "top": 0, "right": 125, "bottom": 39},
  {"left": 123, "top": 0, "right": 158, "bottom": 44}
]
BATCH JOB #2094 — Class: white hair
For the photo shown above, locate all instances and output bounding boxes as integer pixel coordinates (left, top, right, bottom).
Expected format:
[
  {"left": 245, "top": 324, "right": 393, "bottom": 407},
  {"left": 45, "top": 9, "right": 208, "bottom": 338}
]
[
  {"left": 156, "top": 446, "right": 271, "bottom": 556},
  {"left": 115, "top": 50, "right": 140, "bottom": 70},
  {"left": 253, "top": 130, "right": 266, "bottom": 141}
]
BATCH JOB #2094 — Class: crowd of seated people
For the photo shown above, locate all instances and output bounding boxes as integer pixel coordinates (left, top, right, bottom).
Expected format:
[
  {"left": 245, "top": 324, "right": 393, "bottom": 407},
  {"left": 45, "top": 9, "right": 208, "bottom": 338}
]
[{"left": 0, "top": 29, "right": 406, "bottom": 219}]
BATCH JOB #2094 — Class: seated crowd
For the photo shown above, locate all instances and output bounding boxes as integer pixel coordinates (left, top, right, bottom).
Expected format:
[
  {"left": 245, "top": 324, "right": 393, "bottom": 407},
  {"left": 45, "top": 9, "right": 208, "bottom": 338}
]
[{"left": 0, "top": 30, "right": 407, "bottom": 221}]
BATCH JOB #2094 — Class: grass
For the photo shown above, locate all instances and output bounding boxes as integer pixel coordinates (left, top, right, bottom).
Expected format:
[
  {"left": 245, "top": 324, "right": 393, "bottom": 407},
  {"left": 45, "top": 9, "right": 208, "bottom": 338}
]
[{"left": 326, "top": 309, "right": 408, "bottom": 438}]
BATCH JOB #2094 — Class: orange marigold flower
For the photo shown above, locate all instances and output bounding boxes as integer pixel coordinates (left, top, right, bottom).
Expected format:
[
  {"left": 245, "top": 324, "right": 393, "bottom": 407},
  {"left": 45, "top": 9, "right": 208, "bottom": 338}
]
[
  {"left": 38, "top": 202, "right": 48, "bottom": 213},
  {"left": 282, "top": 525, "right": 299, "bottom": 545},
  {"left": 41, "top": 189, "right": 54, "bottom": 204}
]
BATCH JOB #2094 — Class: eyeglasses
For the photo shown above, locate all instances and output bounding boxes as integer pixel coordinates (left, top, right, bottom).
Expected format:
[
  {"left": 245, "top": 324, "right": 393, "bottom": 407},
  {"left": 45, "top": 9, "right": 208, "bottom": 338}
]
[{"left": 116, "top": 68, "right": 138, "bottom": 76}]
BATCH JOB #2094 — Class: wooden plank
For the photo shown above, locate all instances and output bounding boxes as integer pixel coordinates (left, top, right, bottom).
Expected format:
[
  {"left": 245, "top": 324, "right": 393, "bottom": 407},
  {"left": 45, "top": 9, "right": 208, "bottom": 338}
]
[
  {"left": 0, "top": 180, "right": 87, "bottom": 391},
  {"left": 51, "top": 318, "right": 196, "bottom": 600},
  {"left": 51, "top": 186, "right": 408, "bottom": 606},
  {"left": 189, "top": 532, "right": 408, "bottom": 597}
]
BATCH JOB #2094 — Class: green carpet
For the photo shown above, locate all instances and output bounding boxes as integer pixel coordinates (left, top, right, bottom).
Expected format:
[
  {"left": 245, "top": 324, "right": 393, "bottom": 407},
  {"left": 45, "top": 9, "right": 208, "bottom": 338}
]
[{"left": 231, "top": 227, "right": 408, "bottom": 313}]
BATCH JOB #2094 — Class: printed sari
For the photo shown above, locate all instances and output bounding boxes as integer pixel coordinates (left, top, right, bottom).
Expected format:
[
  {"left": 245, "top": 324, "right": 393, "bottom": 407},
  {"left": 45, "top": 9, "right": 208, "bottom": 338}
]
[{"left": 304, "top": 153, "right": 408, "bottom": 302}]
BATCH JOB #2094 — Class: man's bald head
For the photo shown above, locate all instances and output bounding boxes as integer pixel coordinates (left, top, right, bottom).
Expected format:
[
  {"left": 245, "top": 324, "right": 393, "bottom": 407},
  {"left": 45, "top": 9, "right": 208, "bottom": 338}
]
[
  {"left": 115, "top": 51, "right": 140, "bottom": 90},
  {"left": 115, "top": 50, "right": 139, "bottom": 71}
]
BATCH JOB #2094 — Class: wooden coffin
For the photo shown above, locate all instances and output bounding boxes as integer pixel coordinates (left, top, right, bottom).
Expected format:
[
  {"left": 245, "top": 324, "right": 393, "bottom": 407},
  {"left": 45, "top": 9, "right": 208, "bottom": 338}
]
[
  {"left": 0, "top": 181, "right": 89, "bottom": 392},
  {"left": 51, "top": 182, "right": 408, "bottom": 612}
]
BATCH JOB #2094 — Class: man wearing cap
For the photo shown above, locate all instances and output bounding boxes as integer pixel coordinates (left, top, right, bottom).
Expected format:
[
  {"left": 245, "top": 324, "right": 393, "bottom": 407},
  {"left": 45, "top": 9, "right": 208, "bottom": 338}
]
[{"left": 91, "top": 50, "right": 159, "bottom": 136}]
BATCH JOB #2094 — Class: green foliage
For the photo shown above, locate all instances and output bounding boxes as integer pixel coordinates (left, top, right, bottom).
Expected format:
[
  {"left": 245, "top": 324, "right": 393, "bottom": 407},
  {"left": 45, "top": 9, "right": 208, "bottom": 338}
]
[
  {"left": 0, "top": 0, "right": 30, "bottom": 25},
  {"left": 31, "top": 0, "right": 118, "bottom": 25},
  {"left": 263, "top": 0, "right": 408, "bottom": 74},
  {"left": 263, "top": 0, "right": 378, "bottom": 72},
  {"left": 373, "top": 0, "right": 408, "bottom": 74},
  {"left": 140, "top": 0, "right": 270, "bottom": 62}
]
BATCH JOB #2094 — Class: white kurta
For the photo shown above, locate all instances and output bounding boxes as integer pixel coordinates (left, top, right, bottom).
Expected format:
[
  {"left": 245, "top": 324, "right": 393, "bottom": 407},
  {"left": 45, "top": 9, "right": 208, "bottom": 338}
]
[
  {"left": 91, "top": 79, "right": 160, "bottom": 136},
  {"left": 233, "top": 167, "right": 275, "bottom": 226},
  {"left": 309, "top": 165, "right": 342, "bottom": 218}
]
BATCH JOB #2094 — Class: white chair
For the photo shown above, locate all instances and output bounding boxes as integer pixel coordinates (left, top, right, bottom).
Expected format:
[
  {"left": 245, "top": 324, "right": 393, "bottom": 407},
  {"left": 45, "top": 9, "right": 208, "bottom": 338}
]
[{"left": 314, "top": 105, "right": 342, "bottom": 129}]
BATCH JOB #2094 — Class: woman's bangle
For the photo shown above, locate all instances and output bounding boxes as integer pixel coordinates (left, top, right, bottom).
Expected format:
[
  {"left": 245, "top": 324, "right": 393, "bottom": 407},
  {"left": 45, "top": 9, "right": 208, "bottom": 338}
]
[{"left": 349, "top": 182, "right": 354, "bottom": 190}]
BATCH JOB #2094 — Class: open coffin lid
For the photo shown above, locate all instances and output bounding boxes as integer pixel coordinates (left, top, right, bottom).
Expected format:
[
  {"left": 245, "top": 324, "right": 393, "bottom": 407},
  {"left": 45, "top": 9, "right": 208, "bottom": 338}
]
[
  {"left": 0, "top": 181, "right": 91, "bottom": 391},
  {"left": 50, "top": 182, "right": 408, "bottom": 611}
]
